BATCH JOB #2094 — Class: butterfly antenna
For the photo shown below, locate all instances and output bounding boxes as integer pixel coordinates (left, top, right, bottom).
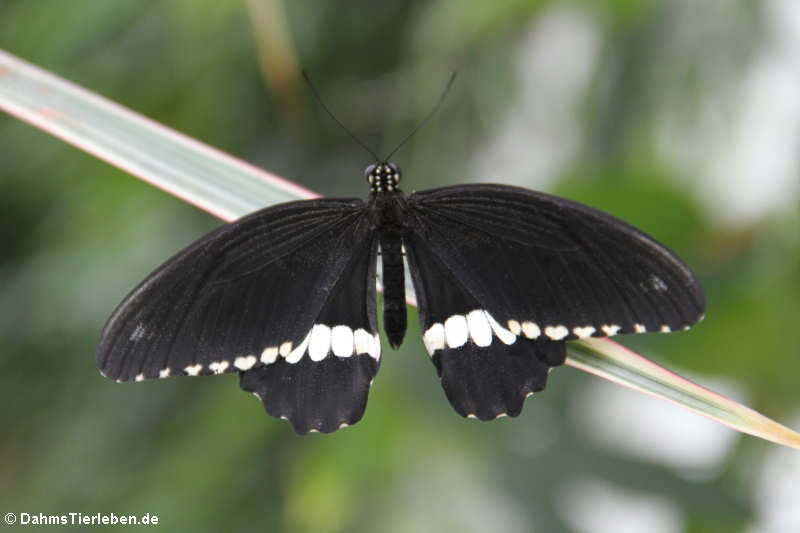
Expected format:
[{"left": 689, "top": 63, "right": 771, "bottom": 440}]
[
  {"left": 302, "top": 70, "right": 382, "bottom": 163},
  {"left": 383, "top": 72, "right": 457, "bottom": 162}
]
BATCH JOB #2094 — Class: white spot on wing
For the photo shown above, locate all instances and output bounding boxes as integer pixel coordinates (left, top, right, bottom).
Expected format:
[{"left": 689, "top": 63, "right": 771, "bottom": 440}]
[
  {"left": 286, "top": 331, "right": 311, "bottom": 364},
  {"left": 486, "top": 312, "right": 517, "bottom": 345},
  {"left": 467, "top": 310, "right": 492, "bottom": 347},
  {"left": 428, "top": 310, "right": 523, "bottom": 351},
  {"left": 507, "top": 320, "right": 522, "bottom": 335},
  {"left": 308, "top": 324, "right": 332, "bottom": 362},
  {"left": 279, "top": 341, "right": 292, "bottom": 358},
  {"left": 130, "top": 324, "right": 146, "bottom": 342},
  {"left": 354, "top": 328, "right": 372, "bottom": 355},
  {"left": 135, "top": 373, "right": 145, "bottom": 382},
  {"left": 601, "top": 324, "right": 621, "bottom": 336},
  {"left": 521, "top": 321, "right": 541, "bottom": 339},
  {"left": 159, "top": 368, "right": 171, "bottom": 378},
  {"left": 573, "top": 326, "right": 596, "bottom": 339},
  {"left": 184, "top": 364, "right": 202, "bottom": 376},
  {"left": 444, "top": 315, "right": 469, "bottom": 348},
  {"left": 234, "top": 355, "right": 257, "bottom": 370},
  {"left": 331, "top": 325, "right": 354, "bottom": 357},
  {"left": 423, "top": 323, "right": 445, "bottom": 355},
  {"left": 545, "top": 325, "right": 569, "bottom": 340},
  {"left": 370, "top": 333, "right": 381, "bottom": 361},
  {"left": 650, "top": 274, "right": 668, "bottom": 292},
  {"left": 354, "top": 329, "right": 380, "bottom": 361},
  {"left": 261, "top": 346, "right": 279, "bottom": 365},
  {"left": 209, "top": 361, "right": 229, "bottom": 374}
]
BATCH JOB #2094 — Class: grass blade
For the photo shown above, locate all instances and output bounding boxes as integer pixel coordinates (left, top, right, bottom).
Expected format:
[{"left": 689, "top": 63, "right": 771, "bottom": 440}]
[
  {"left": 0, "top": 49, "right": 315, "bottom": 222},
  {"left": 568, "top": 338, "right": 800, "bottom": 449}
]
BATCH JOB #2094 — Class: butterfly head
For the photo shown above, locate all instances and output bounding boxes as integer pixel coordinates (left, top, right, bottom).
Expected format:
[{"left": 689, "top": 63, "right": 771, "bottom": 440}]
[{"left": 365, "top": 163, "right": 402, "bottom": 194}]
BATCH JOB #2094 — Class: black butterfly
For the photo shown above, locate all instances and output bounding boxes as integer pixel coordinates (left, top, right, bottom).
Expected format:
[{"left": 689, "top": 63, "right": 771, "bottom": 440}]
[
  {"left": 96, "top": 160, "right": 705, "bottom": 434},
  {"left": 97, "top": 73, "right": 704, "bottom": 433}
]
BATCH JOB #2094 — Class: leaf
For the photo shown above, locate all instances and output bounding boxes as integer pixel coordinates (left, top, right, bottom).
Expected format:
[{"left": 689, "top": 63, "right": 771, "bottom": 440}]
[
  {"left": 0, "top": 49, "right": 316, "bottom": 222},
  {"left": 569, "top": 338, "right": 800, "bottom": 449},
  {"left": 1, "top": 49, "right": 798, "bottom": 449}
]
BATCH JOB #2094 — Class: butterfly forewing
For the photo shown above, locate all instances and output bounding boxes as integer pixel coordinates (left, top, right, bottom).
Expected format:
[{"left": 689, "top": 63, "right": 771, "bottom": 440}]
[
  {"left": 96, "top": 198, "right": 375, "bottom": 384},
  {"left": 406, "top": 184, "right": 705, "bottom": 342}
]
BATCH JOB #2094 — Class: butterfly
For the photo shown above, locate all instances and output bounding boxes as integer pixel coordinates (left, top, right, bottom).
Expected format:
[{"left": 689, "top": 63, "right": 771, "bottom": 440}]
[
  {"left": 96, "top": 159, "right": 706, "bottom": 434},
  {"left": 96, "top": 73, "right": 705, "bottom": 434}
]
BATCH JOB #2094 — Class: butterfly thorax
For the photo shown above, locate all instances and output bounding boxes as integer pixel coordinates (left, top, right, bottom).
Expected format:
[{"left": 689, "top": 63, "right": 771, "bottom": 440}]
[{"left": 365, "top": 163, "right": 408, "bottom": 349}]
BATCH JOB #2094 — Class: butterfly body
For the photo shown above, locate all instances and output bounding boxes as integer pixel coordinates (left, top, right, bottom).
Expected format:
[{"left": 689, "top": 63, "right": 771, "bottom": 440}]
[
  {"left": 368, "top": 163, "right": 410, "bottom": 348},
  {"left": 97, "top": 163, "right": 705, "bottom": 434}
]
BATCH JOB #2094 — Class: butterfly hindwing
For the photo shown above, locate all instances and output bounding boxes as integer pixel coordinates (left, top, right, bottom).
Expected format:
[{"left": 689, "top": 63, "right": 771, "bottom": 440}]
[
  {"left": 406, "top": 184, "right": 705, "bottom": 341},
  {"left": 239, "top": 235, "right": 381, "bottom": 434},
  {"left": 405, "top": 232, "right": 566, "bottom": 420}
]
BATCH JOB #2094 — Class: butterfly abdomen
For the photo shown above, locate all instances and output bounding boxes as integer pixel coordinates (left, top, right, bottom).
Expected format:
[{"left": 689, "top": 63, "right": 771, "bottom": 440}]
[
  {"left": 380, "top": 230, "right": 406, "bottom": 348},
  {"left": 371, "top": 189, "right": 409, "bottom": 350}
]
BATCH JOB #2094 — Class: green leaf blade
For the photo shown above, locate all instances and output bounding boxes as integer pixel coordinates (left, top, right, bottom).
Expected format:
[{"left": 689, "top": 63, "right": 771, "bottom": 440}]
[
  {"left": 0, "top": 49, "right": 316, "bottom": 222},
  {"left": 568, "top": 338, "right": 800, "bottom": 450}
]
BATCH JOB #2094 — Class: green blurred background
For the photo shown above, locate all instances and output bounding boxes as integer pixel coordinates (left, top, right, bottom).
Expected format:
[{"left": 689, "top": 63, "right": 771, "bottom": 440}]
[{"left": 1, "top": 1, "right": 799, "bottom": 532}]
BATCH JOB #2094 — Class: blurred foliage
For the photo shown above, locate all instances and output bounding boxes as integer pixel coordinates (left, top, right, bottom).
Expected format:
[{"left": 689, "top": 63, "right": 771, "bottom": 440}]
[{"left": 1, "top": 1, "right": 799, "bottom": 532}]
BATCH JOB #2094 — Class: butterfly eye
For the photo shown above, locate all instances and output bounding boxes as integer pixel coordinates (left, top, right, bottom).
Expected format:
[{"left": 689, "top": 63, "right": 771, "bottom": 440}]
[{"left": 364, "top": 164, "right": 377, "bottom": 182}]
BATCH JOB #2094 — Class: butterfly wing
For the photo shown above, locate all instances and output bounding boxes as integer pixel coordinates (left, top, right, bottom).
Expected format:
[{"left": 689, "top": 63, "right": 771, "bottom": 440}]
[
  {"left": 405, "top": 231, "right": 565, "bottom": 420},
  {"left": 404, "top": 184, "right": 705, "bottom": 419},
  {"left": 97, "top": 198, "right": 381, "bottom": 434},
  {"left": 239, "top": 233, "right": 381, "bottom": 434}
]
